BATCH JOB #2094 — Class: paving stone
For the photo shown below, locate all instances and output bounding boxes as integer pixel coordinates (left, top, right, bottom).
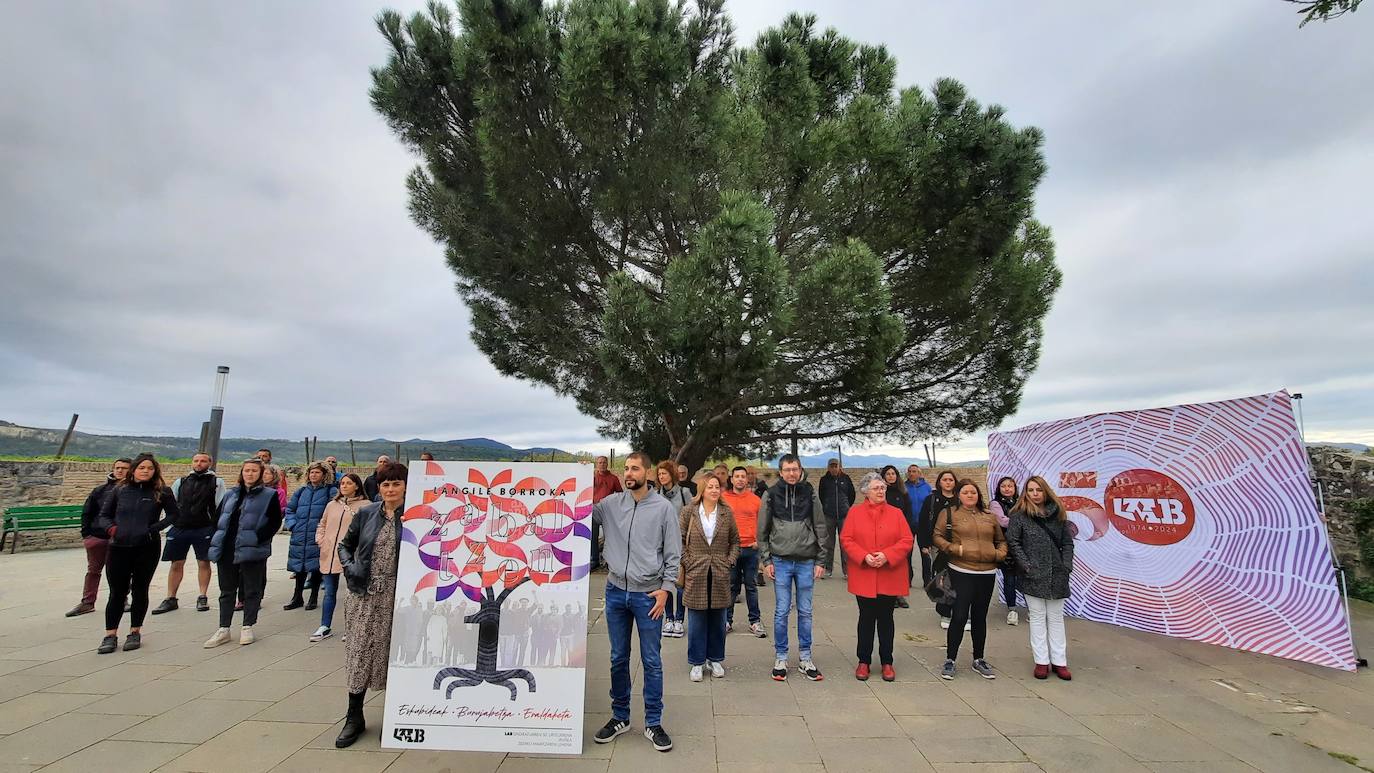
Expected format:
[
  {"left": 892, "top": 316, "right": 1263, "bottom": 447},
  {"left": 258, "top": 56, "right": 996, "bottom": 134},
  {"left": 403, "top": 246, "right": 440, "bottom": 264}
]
[
  {"left": 872, "top": 683, "right": 977, "bottom": 716},
  {"left": 0, "top": 691, "right": 102, "bottom": 734},
  {"left": 269, "top": 748, "right": 399, "bottom": 773},
  {"left": 607, "top": 733, "right": 714, "bottom": 772},
  {"left": 114, "top": 699, "right": 274, "bottom": 744},
  {"left": 802, "top": 695, "right": 907, "bottom": 737},
  {"left": 1010, "top": 735, "right": 1151, "bottom": 772},
  {"left": 254, "top": 685, "right": 348, "bottom": 723},
  {"left": 0, "top": 638, "right": 95, "bottom": 663},
  {"left": 1142, "top": 763, "right": 1260, "bottom": 773},
  {"left": 815, "top": 736, "right": 934, "bottom": 771},
  {"left": 0, "top": 660, "right": 43, "bottom": 677},
  {"left": 973, "top": 696, "right": 1095, "bottom": 737},
  {"left": 495, "top": 759, "right": 607, "bottom": 772},
  {"left": 45, "top": 663, "right": 181, "bottom": 695},
  {"left": 201, "top": 668, "right": 320, "bottom": 702},
  {"left": 0, "top": 711, "right": 144, "bottom": 766},
  {"left": 1077, "top": 715, "right": 1235, "bottom": 762},
  {"left": 161, "top": 720, "right": 330, "bottom": 773},
  {"left": 713, "top": 715, "right": 820, "bottom": 765},
  {"left": 76, "top": 677, "right": 220, "bottom": 715},
  {"left": 38, "top": 739, "right": 194, "bottom": 773},
  {"left": 385, "top": 749, "right": 504, "bottom": 773},
  {"left": 898, "top": 716, "right": 1028, "bottom": 764},
  {"left": 0, "top": 672, "right": 69, "bottom": 704}
]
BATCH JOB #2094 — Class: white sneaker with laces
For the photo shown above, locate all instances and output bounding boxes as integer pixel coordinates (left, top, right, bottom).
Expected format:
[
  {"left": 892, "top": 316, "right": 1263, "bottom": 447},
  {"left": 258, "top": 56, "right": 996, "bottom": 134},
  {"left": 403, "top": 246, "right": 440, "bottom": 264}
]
[
  {"left": 310, "top": 626, "right": 332, "bottom": 642},
  {"left": 204, "top": 627, "right": 231, "bottom": 648},
  {"left": 689, "top": 665, "right": 704, "bottom": 682},
  {"left": 239, "top": 625, "right": 255, "bottom": 645},
  {"left": 1007, "top": 610, "right": 1019, "bottom": 626},
  {"left": 709, "top": 661, "right": 725, "bottom": 678}
]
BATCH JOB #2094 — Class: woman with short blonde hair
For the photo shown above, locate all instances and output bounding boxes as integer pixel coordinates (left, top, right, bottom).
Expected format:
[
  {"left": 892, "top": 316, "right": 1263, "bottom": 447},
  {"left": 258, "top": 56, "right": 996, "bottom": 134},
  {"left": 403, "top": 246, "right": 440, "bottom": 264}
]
[{"left": 1006, "top": 476, "right": 1074, "bottom": 680}]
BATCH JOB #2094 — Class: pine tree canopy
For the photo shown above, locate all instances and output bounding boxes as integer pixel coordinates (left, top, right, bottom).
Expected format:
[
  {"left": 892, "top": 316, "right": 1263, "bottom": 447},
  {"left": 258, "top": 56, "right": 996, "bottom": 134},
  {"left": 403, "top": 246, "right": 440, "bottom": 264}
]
[{"left": 371, "top": 0, "right": 1061, "bottom": 472}]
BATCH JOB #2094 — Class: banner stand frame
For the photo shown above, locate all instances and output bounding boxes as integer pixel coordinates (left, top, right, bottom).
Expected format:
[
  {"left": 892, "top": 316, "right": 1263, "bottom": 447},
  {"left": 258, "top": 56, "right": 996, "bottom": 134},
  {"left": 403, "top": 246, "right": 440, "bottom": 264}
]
[{"left": 1292, "top": 392, "right": 1367, "bottom": 668}]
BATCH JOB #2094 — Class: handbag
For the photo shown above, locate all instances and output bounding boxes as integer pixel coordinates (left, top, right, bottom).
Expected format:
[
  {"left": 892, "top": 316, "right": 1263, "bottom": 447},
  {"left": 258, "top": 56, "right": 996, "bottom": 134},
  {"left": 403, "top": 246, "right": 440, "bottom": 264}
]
[{"left": 923, "top": 507, "right": 958, "bottom": 606}]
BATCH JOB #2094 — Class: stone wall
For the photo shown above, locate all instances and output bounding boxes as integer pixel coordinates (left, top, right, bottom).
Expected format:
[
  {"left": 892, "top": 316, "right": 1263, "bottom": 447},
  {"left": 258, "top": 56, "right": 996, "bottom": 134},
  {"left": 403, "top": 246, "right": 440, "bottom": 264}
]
[{"left": 1308, "top": 446, "right": 1374, "bottom": 579}]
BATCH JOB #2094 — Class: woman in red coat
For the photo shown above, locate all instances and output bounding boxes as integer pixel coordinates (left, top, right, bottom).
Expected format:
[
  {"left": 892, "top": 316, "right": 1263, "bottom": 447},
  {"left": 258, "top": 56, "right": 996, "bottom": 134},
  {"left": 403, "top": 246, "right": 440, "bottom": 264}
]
[{"left": 840, "top": 472, "right": 915, "bottom": 681}]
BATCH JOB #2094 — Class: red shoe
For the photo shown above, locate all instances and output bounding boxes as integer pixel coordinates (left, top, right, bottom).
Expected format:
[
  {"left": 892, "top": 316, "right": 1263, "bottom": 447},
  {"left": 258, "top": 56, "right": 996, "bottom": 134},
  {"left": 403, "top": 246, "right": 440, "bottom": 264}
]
[
  {"left": 1033, "top": 664, "right": 1050, "bottom": 680},
  {"left": 855, "top": 663, "right": 870, "bottom": 681},
  {"left": 881, "top": 664, "right": 896, "bottom": 682},
  {"left": 1052, "top": 665, "right": 1072, "bottom": 681}
]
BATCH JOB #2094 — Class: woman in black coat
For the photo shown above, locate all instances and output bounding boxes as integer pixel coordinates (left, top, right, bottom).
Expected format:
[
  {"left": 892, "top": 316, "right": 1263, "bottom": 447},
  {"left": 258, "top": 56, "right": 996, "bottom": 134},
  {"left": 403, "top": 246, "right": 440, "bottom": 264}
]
[
  {"left": 916, "top": 470, "right": 960, "bottom": 622},
  {"left": 93, "top": 453, "right": 179, "bottom": 654},
  {"left": 1006, "top": 475, "right": 1075, "bottom": 681},
  {"left": 879, "top": 465, "right": 913, "bottom": 607}
]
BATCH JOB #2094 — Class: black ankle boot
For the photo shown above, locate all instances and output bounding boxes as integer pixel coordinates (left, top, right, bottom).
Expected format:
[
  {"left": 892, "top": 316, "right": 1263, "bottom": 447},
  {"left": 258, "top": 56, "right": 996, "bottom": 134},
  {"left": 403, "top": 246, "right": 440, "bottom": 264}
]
[
  {"left": 335, "top": 691, "right": 366, "bottom": 748},
  {"left": 304, "top": 590, "right": 319, "bottom": 611}
]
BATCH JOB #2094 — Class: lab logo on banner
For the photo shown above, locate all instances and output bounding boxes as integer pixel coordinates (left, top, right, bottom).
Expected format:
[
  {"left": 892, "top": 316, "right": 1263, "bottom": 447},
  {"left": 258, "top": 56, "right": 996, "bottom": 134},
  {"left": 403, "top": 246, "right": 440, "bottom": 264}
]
[{"left": 1104, "top": 468, "right": 1195, "bottom": 546}]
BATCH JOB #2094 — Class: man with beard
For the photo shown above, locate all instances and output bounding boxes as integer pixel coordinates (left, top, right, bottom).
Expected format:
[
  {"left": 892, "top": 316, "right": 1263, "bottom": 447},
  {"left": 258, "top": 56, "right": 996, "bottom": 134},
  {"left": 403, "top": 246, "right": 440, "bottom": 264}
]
[
  {"left": 591, "top": 452, "right": 680, "bottom": 753},
  {"left": 758, "top": 454, "right": 830, "bottom": 682}
]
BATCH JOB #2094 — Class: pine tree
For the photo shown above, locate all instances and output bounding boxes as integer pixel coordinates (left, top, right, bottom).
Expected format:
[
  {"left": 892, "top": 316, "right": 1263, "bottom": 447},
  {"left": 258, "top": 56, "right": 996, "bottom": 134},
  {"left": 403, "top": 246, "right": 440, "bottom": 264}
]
[{"left": 371, "top": 0, "right": 1061, "bottom": 472}]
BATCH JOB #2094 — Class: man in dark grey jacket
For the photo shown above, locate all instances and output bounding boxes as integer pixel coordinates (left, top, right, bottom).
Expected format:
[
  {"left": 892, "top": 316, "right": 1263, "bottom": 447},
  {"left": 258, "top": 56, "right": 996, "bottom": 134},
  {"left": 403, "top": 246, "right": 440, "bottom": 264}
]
[
  {"left": 758, "top": 454, "right": 830, "bottom": 682},
  {"left": 591, "top": 451, "right": 680, "bottom": 753}
]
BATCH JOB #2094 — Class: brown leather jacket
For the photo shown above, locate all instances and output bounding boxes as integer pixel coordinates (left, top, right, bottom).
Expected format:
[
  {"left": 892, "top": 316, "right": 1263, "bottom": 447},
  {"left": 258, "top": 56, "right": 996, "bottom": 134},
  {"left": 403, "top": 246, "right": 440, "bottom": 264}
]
[{"left": 933, "top": 505, "right": 1007, "bottom": 572}]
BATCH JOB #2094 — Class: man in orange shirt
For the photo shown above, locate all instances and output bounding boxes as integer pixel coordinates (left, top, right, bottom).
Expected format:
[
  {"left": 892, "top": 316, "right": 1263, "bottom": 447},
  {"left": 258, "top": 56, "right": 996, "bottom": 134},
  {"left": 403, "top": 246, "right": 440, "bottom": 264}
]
[
  {"left": 722, "top": 466, "right": 766, "bottom": 637},
  {"left": 591, "top": 456, "right": 623, "bottom": 570}
]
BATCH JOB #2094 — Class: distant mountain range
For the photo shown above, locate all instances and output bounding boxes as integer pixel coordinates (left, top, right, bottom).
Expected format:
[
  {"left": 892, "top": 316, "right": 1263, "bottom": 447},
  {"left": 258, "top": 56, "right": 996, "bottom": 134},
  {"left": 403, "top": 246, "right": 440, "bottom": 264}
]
[{"left": 0, "top": 420, "right": 577, "bottom": 464}]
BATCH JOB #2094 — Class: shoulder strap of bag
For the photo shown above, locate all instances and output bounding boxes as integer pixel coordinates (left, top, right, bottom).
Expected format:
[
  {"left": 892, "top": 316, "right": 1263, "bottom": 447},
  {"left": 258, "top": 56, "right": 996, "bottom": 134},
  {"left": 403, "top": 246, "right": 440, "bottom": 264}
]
[{"left": 1031, "top": 515, "right": 1065, "bottom": 551}]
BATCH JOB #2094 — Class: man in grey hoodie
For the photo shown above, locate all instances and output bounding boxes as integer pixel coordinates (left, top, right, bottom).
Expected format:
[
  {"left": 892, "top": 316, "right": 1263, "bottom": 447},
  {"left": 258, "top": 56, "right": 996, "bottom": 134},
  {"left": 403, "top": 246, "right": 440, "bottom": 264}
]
[
  {"left": 759, "top": 454, "right": 830, "bottom": 682},
  {"left": 590, "top": 451, "right": 681, "bottom": 753}
]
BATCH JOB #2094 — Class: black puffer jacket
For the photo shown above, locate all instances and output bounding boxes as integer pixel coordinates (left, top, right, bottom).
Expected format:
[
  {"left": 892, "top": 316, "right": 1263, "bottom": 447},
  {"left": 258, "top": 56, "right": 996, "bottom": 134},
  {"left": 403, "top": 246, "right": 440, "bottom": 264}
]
[
  {"left": 1006, "top": 503, "right": 1074, "bottom": 599},
  {"left": 94, "top": 480, "right": 179, "bottom": 547}
]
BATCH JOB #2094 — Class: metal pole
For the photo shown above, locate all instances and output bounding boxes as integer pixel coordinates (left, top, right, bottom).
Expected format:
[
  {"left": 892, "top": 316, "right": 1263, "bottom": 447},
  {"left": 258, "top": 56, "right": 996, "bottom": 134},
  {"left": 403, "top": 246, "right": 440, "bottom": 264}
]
[
  {"left": 198, "top": 422, "right": 210, "bottom": 453},
  {"left": 304, "top": 436, "right": 311, "bottom": 463},
  {"left": 55, "top": 413, "right": 79, "bottom": 459},
  {"left": 349, "top": 439, "right": 357, "bottom": 466},
  {"left": 206, "top": 366, "right": 229, "bottom": 471}
]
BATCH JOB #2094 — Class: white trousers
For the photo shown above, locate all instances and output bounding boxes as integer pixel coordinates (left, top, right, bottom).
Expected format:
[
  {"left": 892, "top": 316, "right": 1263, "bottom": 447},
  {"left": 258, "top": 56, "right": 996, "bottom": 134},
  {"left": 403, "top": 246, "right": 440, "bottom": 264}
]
[{"left": 1026, "top": 595, "right": 1068, "bottom": 666}]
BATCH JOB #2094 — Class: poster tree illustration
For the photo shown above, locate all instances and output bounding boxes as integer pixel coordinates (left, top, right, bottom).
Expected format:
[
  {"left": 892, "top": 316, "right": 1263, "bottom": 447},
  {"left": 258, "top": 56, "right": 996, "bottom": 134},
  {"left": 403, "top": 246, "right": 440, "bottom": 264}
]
[{"left": 386, "top": 462, "right": 593, "bottom": 754}]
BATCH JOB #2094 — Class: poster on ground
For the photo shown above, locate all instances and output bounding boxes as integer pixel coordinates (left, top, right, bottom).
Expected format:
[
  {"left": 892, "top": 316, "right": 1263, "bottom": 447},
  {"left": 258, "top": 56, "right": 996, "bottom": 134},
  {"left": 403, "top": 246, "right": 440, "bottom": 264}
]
[
  {"left": 988, "top": 390, "right": 1357, "bottom": 670},
  {"left": 382, "top": 462, "right": 593, "bottom": 753}
]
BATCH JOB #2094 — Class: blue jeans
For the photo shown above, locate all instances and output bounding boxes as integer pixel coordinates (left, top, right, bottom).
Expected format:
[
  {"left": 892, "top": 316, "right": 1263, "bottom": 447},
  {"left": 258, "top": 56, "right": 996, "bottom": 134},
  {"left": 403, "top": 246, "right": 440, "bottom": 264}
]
[
  {"left": 728, "top": 547, "right": 760, "bottom": 625},
  {"left": 665, "top": 588, "right": 685, "bottom": 623},
  {"left": 687, "top": 607, "right": 727, "bottom": 665},
  {"left": 320, "top": 573, "right": 339, "bottom": 628},
  {"left": 605, "top": 582, "right": 664, "bottom": 726},
  {"left": 771, "top": 558, "right": 815, "bottom": 660}
]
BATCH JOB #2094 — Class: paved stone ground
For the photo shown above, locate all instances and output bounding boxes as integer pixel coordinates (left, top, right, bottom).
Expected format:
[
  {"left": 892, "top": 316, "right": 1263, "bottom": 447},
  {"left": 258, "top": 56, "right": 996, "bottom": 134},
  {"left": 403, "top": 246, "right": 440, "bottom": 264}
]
[{"left": 1, "top": 541, "right": 1372, "bottom": 773}]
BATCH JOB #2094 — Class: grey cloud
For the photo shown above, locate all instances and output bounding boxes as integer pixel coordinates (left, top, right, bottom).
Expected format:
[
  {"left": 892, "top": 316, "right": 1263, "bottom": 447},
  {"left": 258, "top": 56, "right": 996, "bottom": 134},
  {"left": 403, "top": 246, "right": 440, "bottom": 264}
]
[{"left": 1, "top": 0, "right": 1370, "bottom": 460}]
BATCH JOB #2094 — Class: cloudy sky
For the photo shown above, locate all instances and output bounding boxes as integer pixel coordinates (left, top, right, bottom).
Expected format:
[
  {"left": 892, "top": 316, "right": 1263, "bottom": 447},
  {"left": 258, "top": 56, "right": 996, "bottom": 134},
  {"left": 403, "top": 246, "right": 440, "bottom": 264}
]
[{"left": 2, "top": 1, "right": 1370, "bottom": 461}]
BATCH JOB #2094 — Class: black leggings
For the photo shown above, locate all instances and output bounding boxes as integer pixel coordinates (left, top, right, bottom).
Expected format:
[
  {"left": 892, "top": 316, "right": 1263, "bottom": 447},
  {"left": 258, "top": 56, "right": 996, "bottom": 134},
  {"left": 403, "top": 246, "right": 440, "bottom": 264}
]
[
  {"left": 105, "top": 541, "right": 160, "bottom": 630},
  {"left": 947, "top": 570, "right": 996, "bottom": 661},
  {"left": 856, "top": 595, "right": 897, "bottom": 665},
  {"left": 218, "top": 560, "right": 268, "bottom": 628}
]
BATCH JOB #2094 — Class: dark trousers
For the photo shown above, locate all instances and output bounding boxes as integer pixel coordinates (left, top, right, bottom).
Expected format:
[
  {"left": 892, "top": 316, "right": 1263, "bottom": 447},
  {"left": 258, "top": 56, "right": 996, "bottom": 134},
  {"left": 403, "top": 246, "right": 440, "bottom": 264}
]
[
  {"left": 590, "top": 520, "right": 601, "bottom": 568},
  {"left": 822, "top": 512, "right": 840, "bottom": 573},
  {"left": 946, "top": 570, "right": 996, "bottom": 661},
  {"left": 728, "top": 546, "right": 761, "bottom": 625},
  {"left": 919, "top": 549, "right": 933, "bottom": 585},
  {"left": 105, "top": 541, "right": 160, "bottom": 630},
  {"left": 82, "top": 537, "right": 109, "bottom": 605},
  {"left": 292, "top": 570, "right": 322, "bottom": 601},
  {"left": 856, "top": 595, "right": 896, "bottom": 665},
  {"left": 218, "top": 560, "right": 268, "bottom": 628},
  {"left": 1001, "top": 569, "right": 1019, "bottom": 607}
]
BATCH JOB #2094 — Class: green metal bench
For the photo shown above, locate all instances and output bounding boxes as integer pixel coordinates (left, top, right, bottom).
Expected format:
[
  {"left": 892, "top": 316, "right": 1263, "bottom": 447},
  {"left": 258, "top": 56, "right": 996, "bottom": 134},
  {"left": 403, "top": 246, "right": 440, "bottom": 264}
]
[{"left": 1, "top": 505, "right": 84, "bottom": 553}]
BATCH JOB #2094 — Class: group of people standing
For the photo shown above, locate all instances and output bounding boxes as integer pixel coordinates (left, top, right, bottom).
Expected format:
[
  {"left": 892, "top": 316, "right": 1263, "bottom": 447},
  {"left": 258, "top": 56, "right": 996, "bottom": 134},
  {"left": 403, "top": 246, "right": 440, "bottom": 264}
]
[
  {"left": 70, "top": 450, "right": 382, "bottom": 654},
  {"left": 589, "top": 452, "right": 1079, "bottom": 755}
]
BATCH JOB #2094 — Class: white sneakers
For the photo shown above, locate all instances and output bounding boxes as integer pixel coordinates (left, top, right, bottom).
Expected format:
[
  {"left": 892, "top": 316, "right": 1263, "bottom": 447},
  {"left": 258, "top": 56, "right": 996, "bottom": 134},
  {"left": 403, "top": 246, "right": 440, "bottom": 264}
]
[
  {"left": 240, "top": 626, "right": 255, "bottom": 645},
  {"left": 709, "top": 661, "right": 725, "bottom": 678},
  {"left": 689, "top": 665, "right": 704, "bottom": 682},
  {"left": 662, "top": 620, "right": 684, "bottom": 638},
  {"left": 939, "top": 617, "right": 972, "bottom": 631},
  {"left": 688, "top": 662, "right": 724, "bottom": 681},
  {"left": 940, "top": 617, "right": 951, "bottom": 629},
  {"left": 310, "top": 626, "right": 332, "bottom": 642},
  {"left": 204, "top": 628, "right": 231, "bottom": 648},
  {"left": 1007, "top": 610, "right": 1019, "bottom": 626}
]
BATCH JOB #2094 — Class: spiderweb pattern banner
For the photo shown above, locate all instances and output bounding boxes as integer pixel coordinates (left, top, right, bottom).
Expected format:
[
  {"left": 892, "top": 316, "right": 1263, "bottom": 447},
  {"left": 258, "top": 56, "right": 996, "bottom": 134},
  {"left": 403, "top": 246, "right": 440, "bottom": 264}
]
[{"left": 989, "top": 390, "right": 1356, "bottom": 670}]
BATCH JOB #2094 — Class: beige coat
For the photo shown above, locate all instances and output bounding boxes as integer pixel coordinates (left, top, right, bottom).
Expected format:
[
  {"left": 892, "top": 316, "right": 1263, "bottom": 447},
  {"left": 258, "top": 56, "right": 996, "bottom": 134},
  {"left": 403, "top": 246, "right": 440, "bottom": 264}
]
[
  {"left": 316, "top": 495, "right": 368, "bottom": 575},
  {"left": 678, "top": 502, "right": 740, "bottom": 610}
]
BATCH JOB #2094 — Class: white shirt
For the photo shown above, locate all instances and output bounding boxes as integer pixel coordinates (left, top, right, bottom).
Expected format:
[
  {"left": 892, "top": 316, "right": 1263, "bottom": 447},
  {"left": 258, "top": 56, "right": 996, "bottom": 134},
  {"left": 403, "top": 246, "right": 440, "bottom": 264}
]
[{"left": 698, "top": 503, "right": 718, "bottom": 545}]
